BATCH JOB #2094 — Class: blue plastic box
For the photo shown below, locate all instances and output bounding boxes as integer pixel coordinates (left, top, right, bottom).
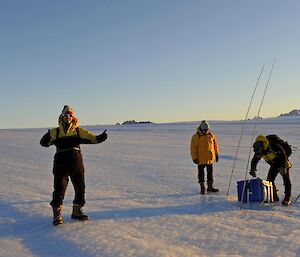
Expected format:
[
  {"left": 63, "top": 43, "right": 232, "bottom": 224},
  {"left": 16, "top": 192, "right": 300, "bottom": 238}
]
[{"left": 237, "top": 178, "right": 273, "bottom": 203}]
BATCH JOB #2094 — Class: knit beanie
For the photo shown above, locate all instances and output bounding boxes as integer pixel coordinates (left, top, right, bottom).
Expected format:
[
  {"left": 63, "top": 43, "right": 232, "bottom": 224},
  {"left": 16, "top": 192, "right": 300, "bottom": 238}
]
[
  {"left": 58, "top": 105, "right": 78, "bottom": 127},
  {"left": 61, "top": 105, "right": 74, "bottom": 115},
  {"left": 198, "top": 120, "right": 210, "bottom": 131}
]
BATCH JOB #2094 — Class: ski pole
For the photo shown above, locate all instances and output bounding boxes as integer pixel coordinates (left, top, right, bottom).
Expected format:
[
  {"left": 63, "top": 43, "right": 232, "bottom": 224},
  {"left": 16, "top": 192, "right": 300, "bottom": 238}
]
[
  {"left": 226, "top": 65, "right": 264, "bottom": 197},
  {"left": 294, "top": 193, "right": 300, "bottom": 203}
]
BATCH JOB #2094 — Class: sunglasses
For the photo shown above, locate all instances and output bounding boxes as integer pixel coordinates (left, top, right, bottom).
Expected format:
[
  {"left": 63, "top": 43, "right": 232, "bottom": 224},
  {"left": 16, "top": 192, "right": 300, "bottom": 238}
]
[{"left": 62, "top": 113, "right": 73, "bottom": 119}]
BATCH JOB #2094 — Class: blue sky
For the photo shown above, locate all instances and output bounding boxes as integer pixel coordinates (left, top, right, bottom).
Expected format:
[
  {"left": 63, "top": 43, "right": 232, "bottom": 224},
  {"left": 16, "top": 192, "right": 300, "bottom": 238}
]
[{"left": 0, "top": 0, "right": 299, "bottom": 128}]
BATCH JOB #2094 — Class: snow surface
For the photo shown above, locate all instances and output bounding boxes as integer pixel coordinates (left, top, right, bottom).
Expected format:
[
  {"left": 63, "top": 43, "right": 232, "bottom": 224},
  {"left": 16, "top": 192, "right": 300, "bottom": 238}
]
[{"left": 0, "top": 118, "right": 300, "bottom": 257}]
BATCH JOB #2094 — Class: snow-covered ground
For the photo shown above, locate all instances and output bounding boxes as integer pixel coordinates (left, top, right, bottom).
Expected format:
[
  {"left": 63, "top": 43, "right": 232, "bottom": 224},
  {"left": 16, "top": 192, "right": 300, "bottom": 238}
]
[{"left": 0, "top": 118, "right": 299, "bottom": 257}]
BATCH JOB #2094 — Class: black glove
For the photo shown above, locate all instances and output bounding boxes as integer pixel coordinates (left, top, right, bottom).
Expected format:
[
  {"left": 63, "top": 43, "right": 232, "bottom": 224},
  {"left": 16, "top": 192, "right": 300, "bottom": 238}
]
[
  {"left": 96, "top": 130, "right": 107, "bottom": 143},
  {"left": 249, "top": 169, "right": 256, "bottom": 177},
  {"left": 193, "top": 159, "right": 199, "bottom": 164},
  {"left": 40, "top": 130, "right": 51, "bottom": 147},
  {"left": 215, "top": 154, "right": 219, "bottom": 162}
]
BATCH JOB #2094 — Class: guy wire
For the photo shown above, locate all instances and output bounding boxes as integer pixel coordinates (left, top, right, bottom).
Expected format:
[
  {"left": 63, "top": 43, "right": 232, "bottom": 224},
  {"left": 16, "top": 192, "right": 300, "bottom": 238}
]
[
  {"left": 226, "top": 65, "right": 264, "bottom": 197},
  {"left": 239, "top": 58, "right": 276, "bottom": 209}
]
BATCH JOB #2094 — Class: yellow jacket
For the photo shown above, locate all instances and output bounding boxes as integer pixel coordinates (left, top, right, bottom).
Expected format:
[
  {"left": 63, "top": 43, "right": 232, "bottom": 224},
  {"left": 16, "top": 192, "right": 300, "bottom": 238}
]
[{"left": 190, "top": 131, "right": 219, "bottom": 165}]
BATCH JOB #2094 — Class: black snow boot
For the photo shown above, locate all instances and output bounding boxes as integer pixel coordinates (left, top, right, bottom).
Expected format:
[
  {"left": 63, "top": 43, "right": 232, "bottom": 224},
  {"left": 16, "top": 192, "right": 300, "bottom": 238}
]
[
  {"left": 200, "top": 183, "right": 205, "bottom": 195},
  {"left": 52, "top": 205, "right": 63, "bottom": 226},
  {"left": 272, "top": 185, "right": 279, "bottom": 202},
  {"left": 282, "top": 196, "right": 291, "bottom": 206},
  {"left": 207, "top": 182, "right": 219, "bottom": 193},
  {"left": 71, "top": 204, "right": 89, "bottom": 220}
]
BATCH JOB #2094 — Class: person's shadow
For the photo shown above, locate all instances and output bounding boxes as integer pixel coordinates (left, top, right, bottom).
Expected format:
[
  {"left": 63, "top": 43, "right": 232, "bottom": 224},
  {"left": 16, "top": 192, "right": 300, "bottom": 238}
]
[
  {"left": 0, "top": 200, "right": 94, "bottom": 257},
  {"left": 88, "top": 193, "right": 238, "bottom": 221}
]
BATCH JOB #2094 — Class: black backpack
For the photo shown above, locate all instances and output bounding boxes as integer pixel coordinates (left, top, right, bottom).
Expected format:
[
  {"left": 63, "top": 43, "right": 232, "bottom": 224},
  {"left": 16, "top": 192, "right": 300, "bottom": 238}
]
[{"left": 266, "top": 134, "right": 292, "bottom": 157}]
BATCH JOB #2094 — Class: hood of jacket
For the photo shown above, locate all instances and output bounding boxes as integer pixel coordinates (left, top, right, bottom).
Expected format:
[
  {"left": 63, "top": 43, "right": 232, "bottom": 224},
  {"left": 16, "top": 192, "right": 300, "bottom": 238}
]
[
  {"left": 255, "top": 135, "right": 270, "bottom": 150},
  {"left": 58, "top": 115, "right": 79, "bottom": 135}
]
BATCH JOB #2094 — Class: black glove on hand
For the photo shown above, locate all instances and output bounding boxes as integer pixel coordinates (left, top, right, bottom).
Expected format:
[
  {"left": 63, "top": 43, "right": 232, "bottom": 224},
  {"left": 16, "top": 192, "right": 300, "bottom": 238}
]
[
  {"left": 96, "top": 130, "right": 107, "bottom": 143},
  {"left": 193, "top": 159, "right": 199, "bottom": 164},
  {"left": 249, "top": 170, "right": 256, "bottom": 177},
  {"left": 40, "top": 130, "right": 51, "bottom": 147},
  {"left": 215, "top": 154, "right": 219, "bottom": 162}
]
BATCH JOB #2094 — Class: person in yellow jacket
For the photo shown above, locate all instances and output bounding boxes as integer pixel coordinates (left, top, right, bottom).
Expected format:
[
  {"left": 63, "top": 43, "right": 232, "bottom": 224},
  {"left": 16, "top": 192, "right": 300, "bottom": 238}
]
[
  {"left": 40, "top": 105, "right": 107, "bottom": 225},
  {"left": 190, "top": 120, "right": 219, "bottom": 194}
]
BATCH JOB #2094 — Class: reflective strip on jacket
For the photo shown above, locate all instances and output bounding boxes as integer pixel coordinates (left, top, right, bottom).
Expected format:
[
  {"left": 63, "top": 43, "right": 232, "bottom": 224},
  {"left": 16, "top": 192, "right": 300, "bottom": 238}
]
[{"left": 190, "top": 132, "right": 219, "bottom": 165}]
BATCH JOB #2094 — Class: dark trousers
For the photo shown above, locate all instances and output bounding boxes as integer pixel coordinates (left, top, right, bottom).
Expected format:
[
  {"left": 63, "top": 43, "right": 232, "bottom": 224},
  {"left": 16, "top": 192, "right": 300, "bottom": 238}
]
[
  {"left": 198, "top": 164, "right": 213, "bottom": 184},
  {"left": 50, "top": 150, "right": 85, "bottom": 207},
  {"left": 267, "top": 166, "right": 291, "bottom": 198}
]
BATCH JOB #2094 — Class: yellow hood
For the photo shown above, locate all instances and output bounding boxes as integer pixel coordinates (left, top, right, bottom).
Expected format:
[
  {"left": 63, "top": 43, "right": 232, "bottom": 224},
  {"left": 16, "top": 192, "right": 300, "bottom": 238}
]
[
  {"left": 255, "top": 135, "right": 269, "bottom": 150},
  {"left": 58, "top": 115, "right": 79, "bottom": 135}
]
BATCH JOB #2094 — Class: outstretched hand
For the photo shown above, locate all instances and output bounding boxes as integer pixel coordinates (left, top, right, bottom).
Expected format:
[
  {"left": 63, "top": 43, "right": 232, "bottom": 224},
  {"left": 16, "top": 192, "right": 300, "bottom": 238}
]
[
  {"left": 96, "top": 130, "right": 108, "bottom": 142},
  {"left": 40, "top": 130, "right": 51, "bottom": 147}
]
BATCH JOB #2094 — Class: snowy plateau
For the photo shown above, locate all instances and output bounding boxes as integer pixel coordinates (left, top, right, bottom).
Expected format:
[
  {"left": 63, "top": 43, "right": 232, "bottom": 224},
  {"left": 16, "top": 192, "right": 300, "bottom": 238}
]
[{"left": 0, "top": 117, "right": 300, "bottom": 257}]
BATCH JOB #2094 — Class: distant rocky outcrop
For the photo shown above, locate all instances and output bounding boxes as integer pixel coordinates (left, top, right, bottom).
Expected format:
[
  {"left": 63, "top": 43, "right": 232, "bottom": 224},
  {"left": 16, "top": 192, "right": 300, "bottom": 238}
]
[
  {"left": 121, "top": 120, "right": 155, "bottom": 125},
  {"left": 279, "top": 109, "right": 300, "bottom": 117},
  {"left": 247, "top": 115, "right": 263, "bottom": 120}
]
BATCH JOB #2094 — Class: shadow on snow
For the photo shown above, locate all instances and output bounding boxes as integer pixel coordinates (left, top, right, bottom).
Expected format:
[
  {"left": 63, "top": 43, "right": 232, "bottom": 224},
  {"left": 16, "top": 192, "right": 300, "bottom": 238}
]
[
  {"left": 89, "top": 194, "right": 239, "bottom": 220},
  {"left": 0, "top": 200, "right": 94, "bottom": 257}
]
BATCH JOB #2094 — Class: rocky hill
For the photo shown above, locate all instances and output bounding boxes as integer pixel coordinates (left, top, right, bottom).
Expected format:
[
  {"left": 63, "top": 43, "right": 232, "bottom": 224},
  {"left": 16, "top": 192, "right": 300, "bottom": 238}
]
[
  {"left": 116, "top": 120, "right": 155, "bottom": 125},
  {"left": 279, "top": 109, "right": 300, "bottom": 117}
]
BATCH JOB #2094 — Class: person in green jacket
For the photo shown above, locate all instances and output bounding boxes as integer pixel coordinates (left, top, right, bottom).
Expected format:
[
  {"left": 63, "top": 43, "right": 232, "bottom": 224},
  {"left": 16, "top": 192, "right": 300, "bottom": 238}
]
[{"left": 40, "top": 105, "right": 107, "bottom": 225}]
